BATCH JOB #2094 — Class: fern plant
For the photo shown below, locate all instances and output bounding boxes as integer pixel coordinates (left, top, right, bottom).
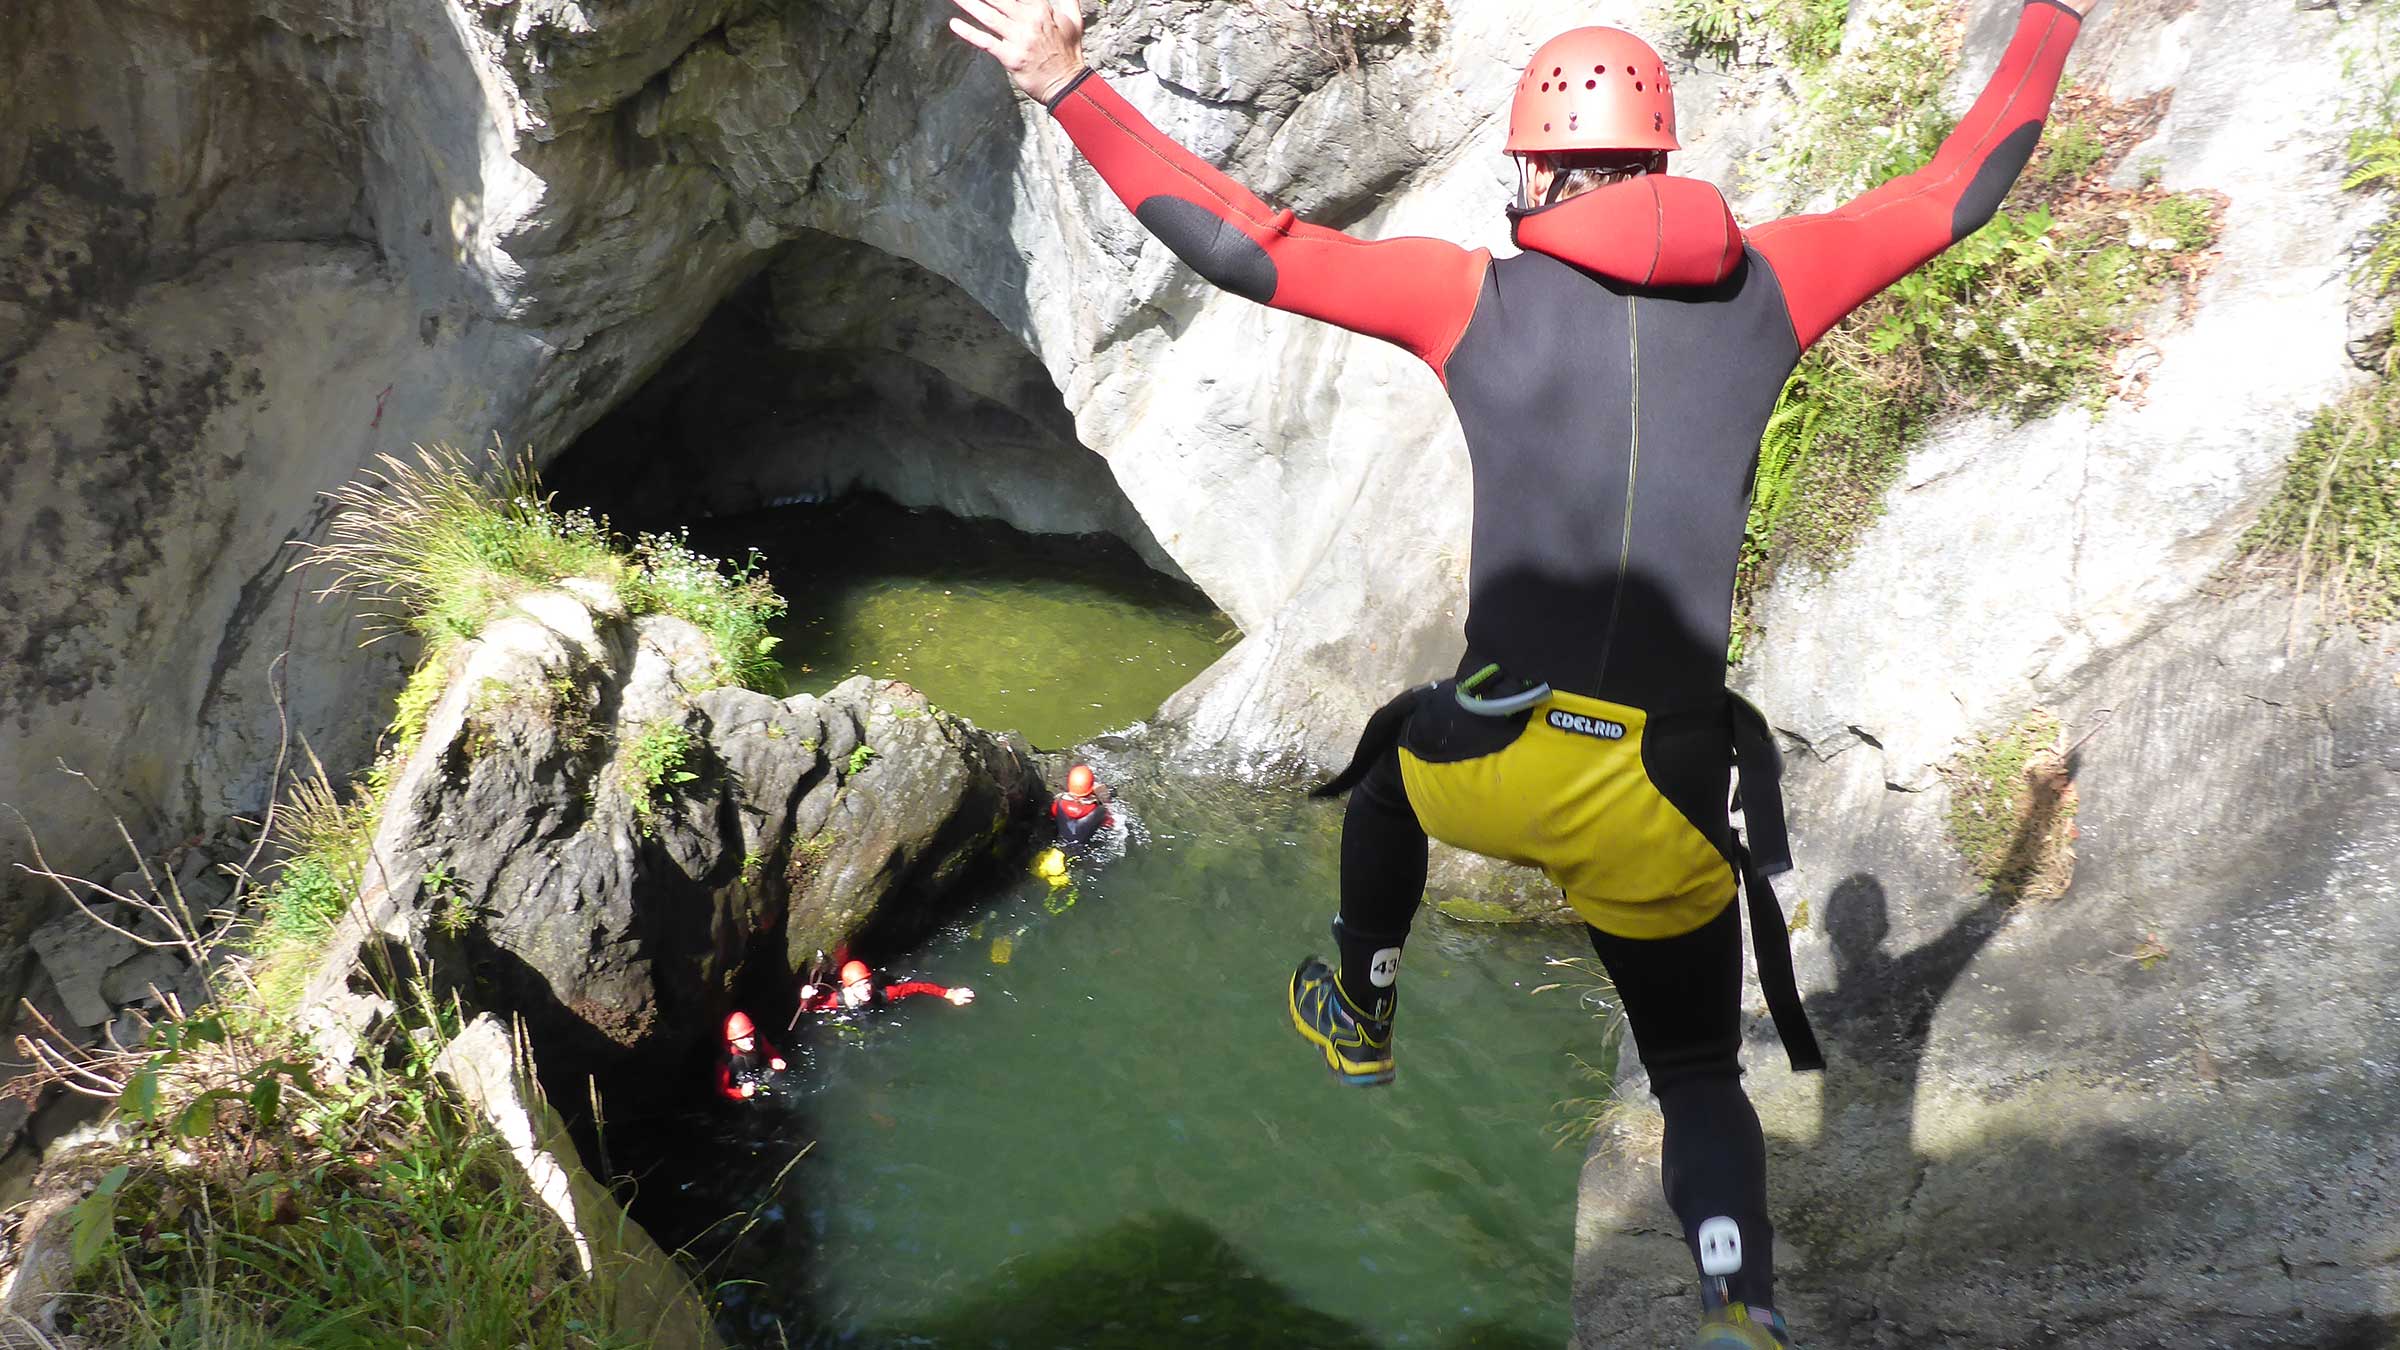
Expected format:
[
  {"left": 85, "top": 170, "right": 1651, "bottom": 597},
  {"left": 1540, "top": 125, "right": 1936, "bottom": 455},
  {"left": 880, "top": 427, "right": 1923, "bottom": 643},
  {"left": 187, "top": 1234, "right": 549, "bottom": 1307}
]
[{"left": 2346, "top": 131, "right": 2400, "bottom": 357}]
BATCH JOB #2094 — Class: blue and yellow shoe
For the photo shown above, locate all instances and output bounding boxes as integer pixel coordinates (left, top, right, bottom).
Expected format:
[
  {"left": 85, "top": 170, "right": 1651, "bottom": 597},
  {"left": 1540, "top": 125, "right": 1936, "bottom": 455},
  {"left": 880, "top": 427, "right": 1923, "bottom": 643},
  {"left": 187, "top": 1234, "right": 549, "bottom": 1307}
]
[
  {"left": 1287, "top": 957, "right": 1395, "bottom": 1087},
  {"left": 1691, "top": 1304, "right": 1791, "bottom": 1349}
]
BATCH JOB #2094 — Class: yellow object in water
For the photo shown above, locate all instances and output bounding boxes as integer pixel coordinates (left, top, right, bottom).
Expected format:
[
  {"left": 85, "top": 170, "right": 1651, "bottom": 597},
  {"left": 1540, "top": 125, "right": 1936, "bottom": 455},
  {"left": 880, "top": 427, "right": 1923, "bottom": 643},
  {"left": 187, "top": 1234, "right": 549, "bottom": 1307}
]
[
  {"left": 990, "top": 935, "right": 1013, "bottom": 965},
  {"left": 1032, "top": 848, "right": 1070, "bottom": 887}
]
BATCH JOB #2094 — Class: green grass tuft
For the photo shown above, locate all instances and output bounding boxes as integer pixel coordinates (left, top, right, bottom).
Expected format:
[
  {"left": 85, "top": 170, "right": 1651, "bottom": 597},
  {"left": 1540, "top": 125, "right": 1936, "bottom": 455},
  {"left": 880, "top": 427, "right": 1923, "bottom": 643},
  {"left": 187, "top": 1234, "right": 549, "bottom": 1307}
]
[
  {"left": 2242, "top": 378, "right": 2400, "bottom": 628},
  {"left": 245, "top": 767, "right": 380, "bottom": 1016},
  {"left": 305, "top": 442, "right": 787, "bottom": 693},
  {"left": 60, "top": 1007, "right": 644, "bottom": 1349}
]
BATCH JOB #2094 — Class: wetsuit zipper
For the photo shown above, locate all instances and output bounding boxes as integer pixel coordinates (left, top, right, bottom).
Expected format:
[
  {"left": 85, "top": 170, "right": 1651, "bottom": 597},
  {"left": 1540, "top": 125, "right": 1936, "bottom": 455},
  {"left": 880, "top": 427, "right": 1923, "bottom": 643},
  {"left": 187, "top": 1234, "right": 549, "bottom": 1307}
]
[{"left": 1595, "top": 295, "right": 1640, "bottom": 689}]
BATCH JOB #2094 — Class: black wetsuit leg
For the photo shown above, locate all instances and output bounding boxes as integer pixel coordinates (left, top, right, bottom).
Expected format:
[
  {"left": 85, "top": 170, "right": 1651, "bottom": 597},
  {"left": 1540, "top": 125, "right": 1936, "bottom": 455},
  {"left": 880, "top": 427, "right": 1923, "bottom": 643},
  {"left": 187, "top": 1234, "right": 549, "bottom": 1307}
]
[
  {"left": 1586, "top": 904, "right": 1774, "bottom": 1309},
  {"left": 1333, "top": 745, "right": 1425, "bottom": 1020}
]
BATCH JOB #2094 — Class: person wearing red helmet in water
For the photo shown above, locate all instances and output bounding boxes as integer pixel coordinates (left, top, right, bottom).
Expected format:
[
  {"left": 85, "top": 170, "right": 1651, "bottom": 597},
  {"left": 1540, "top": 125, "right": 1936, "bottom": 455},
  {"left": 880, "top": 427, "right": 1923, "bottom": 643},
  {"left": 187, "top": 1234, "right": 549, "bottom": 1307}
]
[
  {"left": 717, "top": 1011, "right": 787, "bottom": 1101},
  {"left": 796, "top": 958, "right": 977, "bottom": 1013},
  {"left": 950, "top": 1, "right": 2099, "bottom": 1344},
  {"left": 1050, "top": 763, "right": 1112, "bottom": 855}
]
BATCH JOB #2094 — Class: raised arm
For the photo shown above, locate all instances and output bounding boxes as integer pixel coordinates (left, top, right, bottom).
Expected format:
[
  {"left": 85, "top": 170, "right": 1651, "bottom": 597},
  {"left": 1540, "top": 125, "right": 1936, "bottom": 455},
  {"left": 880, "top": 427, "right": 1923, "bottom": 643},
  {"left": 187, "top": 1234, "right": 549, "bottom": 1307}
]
[
  {"left": 950, "top": 0, "right": 1488, "bottom": 373},
  {"left": 1747, "top": 0, "right": 2089, "bottom": 351}
]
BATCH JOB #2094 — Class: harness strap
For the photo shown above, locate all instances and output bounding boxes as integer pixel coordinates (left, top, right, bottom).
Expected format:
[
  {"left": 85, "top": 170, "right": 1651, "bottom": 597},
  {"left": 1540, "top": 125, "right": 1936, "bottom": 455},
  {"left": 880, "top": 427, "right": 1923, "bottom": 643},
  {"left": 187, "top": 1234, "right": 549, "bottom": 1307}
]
[
  {"left": 1726, "top": 693, "right": 1819, "bottom": 1071},
  {"left": 1728, "top": 691, "right": 1791, "bottom": 876},
  {"left": 1735, "top": 846, "right": 1824, "bottom": 1072}
]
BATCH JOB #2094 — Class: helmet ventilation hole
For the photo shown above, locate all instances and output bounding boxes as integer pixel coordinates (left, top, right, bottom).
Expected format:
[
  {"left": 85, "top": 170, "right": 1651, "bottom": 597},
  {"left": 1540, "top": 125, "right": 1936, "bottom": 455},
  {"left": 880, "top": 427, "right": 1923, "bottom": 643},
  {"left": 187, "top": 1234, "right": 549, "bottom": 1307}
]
[
  {"left": 1585, "top": 79, "right": 1597, "bottom": 89},
  {"left": 1541, "top": 81, "right": 1551, "bottom": 91},
  {"left": 1553, "top": 67, "right": 1563, "bottom": 76},
  {"left": 1635, "top": 82, "right": 1644, "bottom": 91}
]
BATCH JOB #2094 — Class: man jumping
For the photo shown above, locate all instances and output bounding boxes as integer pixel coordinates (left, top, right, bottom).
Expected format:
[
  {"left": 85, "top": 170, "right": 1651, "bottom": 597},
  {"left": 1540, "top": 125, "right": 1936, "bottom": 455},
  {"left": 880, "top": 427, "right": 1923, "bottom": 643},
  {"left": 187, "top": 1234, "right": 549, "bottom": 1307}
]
[{"left": 950, "top": 1, "right": 2095, "bottom": 1344}]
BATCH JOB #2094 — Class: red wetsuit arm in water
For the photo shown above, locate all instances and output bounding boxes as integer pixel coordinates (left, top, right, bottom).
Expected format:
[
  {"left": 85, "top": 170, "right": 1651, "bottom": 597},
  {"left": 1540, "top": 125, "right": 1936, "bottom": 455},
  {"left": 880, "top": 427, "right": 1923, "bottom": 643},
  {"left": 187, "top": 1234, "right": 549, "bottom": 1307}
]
[
  {"left": 1747, "top": 1, "right": 2085, "bottom": 351},
  {"left": 1045, "top": 72, "right": 1489, "bottom": 376},
  {"left": 880, "top": 981, "right": 952, "bottom": 1003}
]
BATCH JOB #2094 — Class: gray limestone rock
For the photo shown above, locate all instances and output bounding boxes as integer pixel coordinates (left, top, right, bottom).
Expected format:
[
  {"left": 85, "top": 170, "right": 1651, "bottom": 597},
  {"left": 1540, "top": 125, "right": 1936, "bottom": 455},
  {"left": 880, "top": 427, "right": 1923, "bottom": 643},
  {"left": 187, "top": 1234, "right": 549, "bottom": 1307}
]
[
  {"left": 27, "top": 913, "right": 139, "bottom": 1029},
  {"left": 1573, "top": 587, "right": 2400, "bottom": 1347}
]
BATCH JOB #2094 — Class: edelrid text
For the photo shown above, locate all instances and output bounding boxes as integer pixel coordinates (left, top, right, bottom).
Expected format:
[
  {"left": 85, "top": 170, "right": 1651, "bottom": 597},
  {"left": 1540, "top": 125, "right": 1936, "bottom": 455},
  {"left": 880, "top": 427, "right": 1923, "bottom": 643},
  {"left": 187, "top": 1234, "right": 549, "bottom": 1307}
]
[{"left": 1546, "top": 709, "right": 1627, "bottom": 740}]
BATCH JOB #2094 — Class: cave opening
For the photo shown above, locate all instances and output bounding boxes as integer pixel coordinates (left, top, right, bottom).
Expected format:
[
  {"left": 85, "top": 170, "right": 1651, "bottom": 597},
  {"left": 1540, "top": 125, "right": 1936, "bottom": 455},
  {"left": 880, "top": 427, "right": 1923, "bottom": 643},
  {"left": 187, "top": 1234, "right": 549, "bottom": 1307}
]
[{"left": 551, "top": 230, "right": 1234, "bottom": 749}]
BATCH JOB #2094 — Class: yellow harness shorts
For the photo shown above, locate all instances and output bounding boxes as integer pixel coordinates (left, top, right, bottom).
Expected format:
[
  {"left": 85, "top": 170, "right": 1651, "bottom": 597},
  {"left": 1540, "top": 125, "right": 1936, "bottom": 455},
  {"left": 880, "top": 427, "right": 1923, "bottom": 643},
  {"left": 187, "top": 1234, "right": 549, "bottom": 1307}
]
[{"left": 1398, "top": 689, "right": 1736, "bottom": 940}]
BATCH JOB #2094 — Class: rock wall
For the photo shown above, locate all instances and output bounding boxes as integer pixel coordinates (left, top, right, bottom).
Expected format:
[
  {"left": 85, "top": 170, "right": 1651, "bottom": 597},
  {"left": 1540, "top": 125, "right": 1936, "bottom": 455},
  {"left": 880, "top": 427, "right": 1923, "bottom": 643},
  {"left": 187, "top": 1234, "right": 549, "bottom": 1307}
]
[
  {"left": 548, "top": 231, "right": 1183, "bottom": 575},
  {"left": 1, "top": 0, "right": 762, "bottom": 985},
  {"left": 1568, "top": 4, "right": 2400, "bottom": 1343}
]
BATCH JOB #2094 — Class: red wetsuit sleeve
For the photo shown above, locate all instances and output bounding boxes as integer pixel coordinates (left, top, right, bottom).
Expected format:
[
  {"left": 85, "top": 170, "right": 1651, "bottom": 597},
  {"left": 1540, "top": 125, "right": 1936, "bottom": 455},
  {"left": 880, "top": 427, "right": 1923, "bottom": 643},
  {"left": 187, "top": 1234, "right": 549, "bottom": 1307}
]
[
  {"left": 718, "top": 1063, "right": 742, "bottom": 1100},
  {"left": 1748, "top": 1, "right": 2084, "bottom": 351},
  {"left": 1047, "top": 71, "right": 1489, "bottom": 375},
  {"left": 881, "top": 981, "right": 950, "bottom": 1002}
]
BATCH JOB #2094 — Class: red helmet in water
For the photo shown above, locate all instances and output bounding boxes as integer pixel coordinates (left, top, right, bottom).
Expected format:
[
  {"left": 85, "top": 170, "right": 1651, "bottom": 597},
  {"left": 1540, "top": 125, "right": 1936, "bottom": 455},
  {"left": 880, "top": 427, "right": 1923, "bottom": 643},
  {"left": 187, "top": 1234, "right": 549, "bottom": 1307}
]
[
  {"left": 725, "top": 1011, "right": 756, "bottom": 1043},
  {"left": 1066, "top": 764, "right": 1097, "bottom": 797},
  {"left": 1507, "top": 28, "right": 1679, "bottom": 155},
  {"left": 839, "top": 960, "right": 873, "bottom": 987}
]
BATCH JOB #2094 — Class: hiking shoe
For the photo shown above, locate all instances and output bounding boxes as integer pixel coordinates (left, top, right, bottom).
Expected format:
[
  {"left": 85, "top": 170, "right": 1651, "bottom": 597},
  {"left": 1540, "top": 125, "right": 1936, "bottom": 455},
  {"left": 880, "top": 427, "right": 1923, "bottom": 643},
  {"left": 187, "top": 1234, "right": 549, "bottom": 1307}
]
[
  {"left": 1288, "top": 956, "right": 1394, "bottom": 1086},
  {"left": 1691, "top": 1304, "right": 1791, "bottom": 1349}
]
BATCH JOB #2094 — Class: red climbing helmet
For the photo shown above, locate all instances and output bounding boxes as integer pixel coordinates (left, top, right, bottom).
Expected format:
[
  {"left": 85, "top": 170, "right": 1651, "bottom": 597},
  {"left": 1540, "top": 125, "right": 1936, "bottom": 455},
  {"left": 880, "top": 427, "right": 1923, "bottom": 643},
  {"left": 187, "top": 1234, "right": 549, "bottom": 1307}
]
[
  {"left": 1506, "top": 28, "right": 1680, "bottom": 155},
  {"left": 1066, "top": 764, "right": 1097, "bottom": 797},
  {"left": 839, "top": 960, "right": 873, "bottom": 987},
  {"left": 725, "top": 1011, "right": 756, "bottom": 1043}
]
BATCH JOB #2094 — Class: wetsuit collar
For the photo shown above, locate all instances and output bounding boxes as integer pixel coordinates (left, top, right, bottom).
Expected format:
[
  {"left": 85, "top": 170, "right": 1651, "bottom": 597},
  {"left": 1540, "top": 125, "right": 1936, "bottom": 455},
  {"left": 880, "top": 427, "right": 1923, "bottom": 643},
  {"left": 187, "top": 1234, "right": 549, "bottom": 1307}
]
[{"left": 1506, "top": 174, "right": 1746, "bottom": 290}]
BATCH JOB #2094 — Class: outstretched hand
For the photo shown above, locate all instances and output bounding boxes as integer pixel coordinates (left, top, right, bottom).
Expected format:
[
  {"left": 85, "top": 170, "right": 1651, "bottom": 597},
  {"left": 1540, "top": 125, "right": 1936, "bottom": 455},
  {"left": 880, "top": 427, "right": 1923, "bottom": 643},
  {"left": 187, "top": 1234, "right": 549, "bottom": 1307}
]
[
  {"left": 948, "top": 0, "right": 1086, "bottom": 103},
  {"left": 946, "top": 987, "right": 977, "bottom": 1005}
]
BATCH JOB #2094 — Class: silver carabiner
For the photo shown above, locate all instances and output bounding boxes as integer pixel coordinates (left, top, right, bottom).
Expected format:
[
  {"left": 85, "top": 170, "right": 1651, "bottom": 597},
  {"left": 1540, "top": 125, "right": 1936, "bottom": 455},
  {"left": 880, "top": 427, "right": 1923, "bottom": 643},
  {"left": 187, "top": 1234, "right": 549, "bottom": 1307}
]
[{"left": 1453, "top": 663, "right": 1551, "bottom": 717}]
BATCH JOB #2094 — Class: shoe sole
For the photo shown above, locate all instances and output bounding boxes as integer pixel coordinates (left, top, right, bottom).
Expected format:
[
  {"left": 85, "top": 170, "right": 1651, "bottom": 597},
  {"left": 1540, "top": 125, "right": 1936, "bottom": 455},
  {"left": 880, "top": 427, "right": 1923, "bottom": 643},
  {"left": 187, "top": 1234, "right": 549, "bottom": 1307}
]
[{"left": 1286, "top": 977, "right": 1395, "bottom": 1087}]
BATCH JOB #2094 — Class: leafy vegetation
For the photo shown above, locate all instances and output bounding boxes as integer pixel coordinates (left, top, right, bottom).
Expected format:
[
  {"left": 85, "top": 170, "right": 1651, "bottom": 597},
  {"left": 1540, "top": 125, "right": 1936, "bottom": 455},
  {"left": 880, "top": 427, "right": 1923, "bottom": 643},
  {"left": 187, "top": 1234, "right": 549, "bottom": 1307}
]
[
  {"left": 52, "top": 1006, "right": 643, "bottom": 1350},
  {"left": 2242, "top": 378, "right": 2400, "bottom": 628},
  {"left": 622, "top": 721, "right": 699, "bottom": 832},
  {"left": 1663, "top": 0, "right": 1847, "bottom": 71},
  {"left": 1727, "top": 2, "right": 2222, "bottom": 655},
  {"left": 2239, "top": 79, "right": 2400, "bottom": 629},
  {"left": 846, "top": 743, "right": 879, "bottom": 777},
  {"left": 305, "top": 442, "right": 786, "bottom": 693},
  {"left": 2348, "top": 128, "right": 2400, "bottom": 341},
  {"left": 1292, "top": 0, "right": 1443, "bottom": 40},
  {"left": 1944, "top": 709, "right": 2079, "bottom": 901}
]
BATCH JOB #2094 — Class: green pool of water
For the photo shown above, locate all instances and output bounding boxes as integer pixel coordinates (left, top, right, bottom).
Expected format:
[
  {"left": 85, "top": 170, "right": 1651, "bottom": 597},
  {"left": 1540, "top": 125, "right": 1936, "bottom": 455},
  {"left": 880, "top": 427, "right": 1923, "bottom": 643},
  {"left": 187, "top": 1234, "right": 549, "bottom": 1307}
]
[
  {"left": 659, "top": 765, "right": 1609, "bottom": 1349},
  {"left": 687, "top": 497, "right": 1235, "bottom": 749}
]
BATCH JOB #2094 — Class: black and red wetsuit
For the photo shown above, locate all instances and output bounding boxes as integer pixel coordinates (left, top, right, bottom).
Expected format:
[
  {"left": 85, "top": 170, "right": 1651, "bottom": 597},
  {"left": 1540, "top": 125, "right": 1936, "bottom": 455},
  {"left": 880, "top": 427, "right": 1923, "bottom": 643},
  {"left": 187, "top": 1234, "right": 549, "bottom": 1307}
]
[
  {"left": 795, "top": 979, "right": 957, "bottom": 1013},
  {"left": 1046, "top": 0, "right": 2082, "bottom": 712},
  {"left": 1051, "top": 792, "right": 1108, "bottom": 853},
  {"left": 718, "top": 1040, "right": 784, "bottom": 1100},
  {"left": 1041, "top": 0, "right": 2081, "bottom": 1317}
]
